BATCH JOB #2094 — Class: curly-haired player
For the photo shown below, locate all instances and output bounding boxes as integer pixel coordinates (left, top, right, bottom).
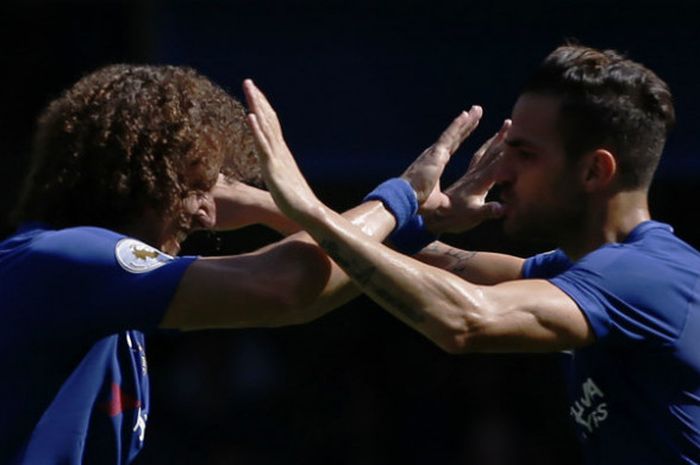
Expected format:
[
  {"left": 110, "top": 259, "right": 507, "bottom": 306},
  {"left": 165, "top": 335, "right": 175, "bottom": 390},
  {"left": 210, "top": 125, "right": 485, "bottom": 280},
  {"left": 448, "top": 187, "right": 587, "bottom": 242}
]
[
  {"left": 16, "top": 64, "right": 261, "bottom": 248},
  {"left": 0, "top": 64, "right": 487, "bottom": 464}
]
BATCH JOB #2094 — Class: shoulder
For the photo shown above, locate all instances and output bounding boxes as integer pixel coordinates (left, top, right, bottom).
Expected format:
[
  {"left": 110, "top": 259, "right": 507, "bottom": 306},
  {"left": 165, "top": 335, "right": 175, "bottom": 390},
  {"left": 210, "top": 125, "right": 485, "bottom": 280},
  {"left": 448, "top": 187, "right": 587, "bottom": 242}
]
[
  {"left": 575, "top": 221, "right": 700, "bottom": 279},
  {"left": 6, "top": 224, "right": 195, "bottom": 278},
  {"left": 32, "top": 226, "right": 123, "bottom": 254},
  {"left": 11, "top": 225, "right": 122, "bottom": 261},
  {"left": 554, "top": 222, "right": 699, "bottom": 343},
  {"left": 522, "top": 249, "right": 571, "bottom": 279},
  {"left": 1, "top": 225, "right": 197, "bottom": 335}
]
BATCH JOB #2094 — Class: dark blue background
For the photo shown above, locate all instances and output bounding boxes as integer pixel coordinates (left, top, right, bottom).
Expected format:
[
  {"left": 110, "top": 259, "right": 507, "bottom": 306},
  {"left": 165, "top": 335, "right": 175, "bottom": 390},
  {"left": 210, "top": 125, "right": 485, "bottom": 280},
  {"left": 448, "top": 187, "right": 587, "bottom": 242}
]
[{"left": 2, "top": 1, "right": 698, "bottom": 463}]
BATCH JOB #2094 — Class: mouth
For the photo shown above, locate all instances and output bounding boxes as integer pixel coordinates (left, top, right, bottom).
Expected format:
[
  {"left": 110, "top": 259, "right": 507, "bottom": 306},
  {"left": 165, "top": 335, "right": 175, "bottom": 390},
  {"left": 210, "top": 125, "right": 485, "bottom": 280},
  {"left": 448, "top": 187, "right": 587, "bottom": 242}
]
[
  {"left": 499, "top": 192, "right": 512, "bottom": 207},
  {"left": 498, "top": 192, "right": 514, "bottom": 217}
]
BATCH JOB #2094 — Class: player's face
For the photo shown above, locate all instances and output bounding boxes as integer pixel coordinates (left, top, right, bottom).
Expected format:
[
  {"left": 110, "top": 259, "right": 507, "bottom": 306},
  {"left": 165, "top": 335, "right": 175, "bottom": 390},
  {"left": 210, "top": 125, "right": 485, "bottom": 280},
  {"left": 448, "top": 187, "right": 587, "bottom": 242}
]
[
  {"left": 158, "top": 160, "right": 219, "bottom": 255},
  {"left": 495, "top": 93, "right": 587, "bottom": 243}
]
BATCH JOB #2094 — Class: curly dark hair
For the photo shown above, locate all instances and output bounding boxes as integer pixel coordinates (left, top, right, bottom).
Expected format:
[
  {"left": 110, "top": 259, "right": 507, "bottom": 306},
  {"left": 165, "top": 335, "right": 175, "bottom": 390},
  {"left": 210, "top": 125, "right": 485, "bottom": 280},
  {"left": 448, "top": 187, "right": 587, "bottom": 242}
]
[
  {"left": 522, "top": 44, "right": 675, "bottom": 189},
  {"left": 14, "top": 64, "right": 260, "bottom": 230}
]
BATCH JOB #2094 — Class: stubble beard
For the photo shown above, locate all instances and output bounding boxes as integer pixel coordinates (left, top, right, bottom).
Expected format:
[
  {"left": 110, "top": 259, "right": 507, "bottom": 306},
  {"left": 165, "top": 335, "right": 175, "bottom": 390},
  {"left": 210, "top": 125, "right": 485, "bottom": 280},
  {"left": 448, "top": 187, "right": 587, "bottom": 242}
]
[{"left": 502, "top": 198, "right": 585, "bottom": 247}]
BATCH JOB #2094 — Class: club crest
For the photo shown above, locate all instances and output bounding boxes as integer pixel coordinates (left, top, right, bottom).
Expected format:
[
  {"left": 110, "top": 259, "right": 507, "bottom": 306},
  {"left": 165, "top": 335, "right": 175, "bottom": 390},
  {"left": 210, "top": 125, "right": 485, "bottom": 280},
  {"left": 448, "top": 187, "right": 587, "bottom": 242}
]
[{"left": 115, "top": 238, "right": 173, "bottom": 273}]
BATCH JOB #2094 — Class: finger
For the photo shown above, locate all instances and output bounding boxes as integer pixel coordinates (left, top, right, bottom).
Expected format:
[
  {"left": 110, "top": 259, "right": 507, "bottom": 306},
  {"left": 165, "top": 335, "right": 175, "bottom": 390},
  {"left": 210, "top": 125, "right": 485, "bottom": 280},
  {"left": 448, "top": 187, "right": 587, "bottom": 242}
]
[
  {"left": 488, "top": 119, "right": 511, "bottom": 153},
  {"left": 479, "top": 128, "right": 509, "bottom": 170},
  {"left": 246, "top": 114, "right": 273, "bottom": 162},
  {"left": 499, "top": 118, "right": 512, "bottom": 136},
  {"left": 243, "top": 79, "right": 281, "bottom": 136},
  {"left": 242, "top": 79, "right": 262, "bottom": 114},
  {"left": 437, "top": 105, "right": 483, "bottom": 154},
  {"left": 434, "top": 105, "right": 483, "bottom": 154},
  {"left": 243, "top": 79, "right": 270, "bottom": 116},
  {"left": 482, "top": 201, "right": 504, "bottom": 219},
  {"left": 468, "top": 118, "right": 511, "bottom": 172},
  {"left": 487, "top": 119, "right": 511, "bottom": 155},
  {"left": 433, "top": 200, "right": 503, "bottom": 233},
  {"left": 245, "top": 85, "right": 288, "bottom": 158},
  {"left": 469, "top": 132, "right": 498, "bottom": 170}
]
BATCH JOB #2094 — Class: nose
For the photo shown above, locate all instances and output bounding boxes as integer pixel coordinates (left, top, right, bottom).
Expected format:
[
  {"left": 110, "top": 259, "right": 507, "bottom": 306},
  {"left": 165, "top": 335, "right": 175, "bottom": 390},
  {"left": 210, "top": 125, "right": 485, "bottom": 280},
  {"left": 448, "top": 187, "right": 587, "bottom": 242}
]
[
  {"left": 185, "top": 192, "right": 217, "bottom": 230},
  {"left": 493, "top": 152, "right": 515, "bottom": 185}
]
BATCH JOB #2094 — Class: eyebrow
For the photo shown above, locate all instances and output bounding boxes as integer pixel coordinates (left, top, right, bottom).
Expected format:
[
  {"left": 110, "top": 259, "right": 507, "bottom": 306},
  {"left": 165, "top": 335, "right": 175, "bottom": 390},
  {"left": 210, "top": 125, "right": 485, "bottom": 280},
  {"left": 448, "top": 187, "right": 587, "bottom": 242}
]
[{"left": 504, "top": 137, "right": 540, "bottom": 150}]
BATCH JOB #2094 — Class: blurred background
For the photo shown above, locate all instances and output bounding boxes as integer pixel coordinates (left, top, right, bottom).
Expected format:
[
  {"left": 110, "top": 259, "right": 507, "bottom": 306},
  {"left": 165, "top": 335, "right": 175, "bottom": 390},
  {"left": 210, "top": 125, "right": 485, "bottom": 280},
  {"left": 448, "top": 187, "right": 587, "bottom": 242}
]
[{"left": 1, "top": 0, "right": 698, "bottom": 463}]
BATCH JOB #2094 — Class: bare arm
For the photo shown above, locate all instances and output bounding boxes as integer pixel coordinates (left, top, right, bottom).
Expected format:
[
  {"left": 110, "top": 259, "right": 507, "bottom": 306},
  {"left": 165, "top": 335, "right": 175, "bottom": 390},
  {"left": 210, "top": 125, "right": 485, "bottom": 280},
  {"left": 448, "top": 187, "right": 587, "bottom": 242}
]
[
  {"left": 414, "top": 241, "right": 525, "bottom": 285},
  {"left": 214, "top": 178, "right": 526, "bottom": 286},
  {"left": 248, "top": 83, "right": 594, "bottom": 353},
  {"left": 291, "top": 206, "right": 592, "bottom": 353},
  {"left": 161, "top": 80, "right": 485, "bottom": 331},
  {"left": 212, "top": 174, "right": 300, "bottom": 236},
  {"left": 161, "top": 200, "right": 394, "bottom": 330}
]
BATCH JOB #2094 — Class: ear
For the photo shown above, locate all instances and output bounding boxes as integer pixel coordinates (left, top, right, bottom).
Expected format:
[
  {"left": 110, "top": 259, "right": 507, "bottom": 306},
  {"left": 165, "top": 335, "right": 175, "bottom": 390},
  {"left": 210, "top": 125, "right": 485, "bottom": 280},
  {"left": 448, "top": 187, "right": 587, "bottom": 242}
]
[{"left": 580, "top": 149, "right": 616, "bottom": 193}]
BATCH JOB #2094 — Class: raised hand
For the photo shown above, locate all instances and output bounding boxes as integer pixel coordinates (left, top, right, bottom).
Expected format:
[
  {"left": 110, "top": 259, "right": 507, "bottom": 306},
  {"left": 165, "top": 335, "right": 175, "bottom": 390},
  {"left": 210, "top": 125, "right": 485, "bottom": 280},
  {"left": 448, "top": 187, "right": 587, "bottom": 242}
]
[
  {"left": 242, "top": 79, "right": 323, "bottom": 223},
  {"left": 400, "top": 107, "right": 483, "bottom": 209},
  {"left": 422, "top": 119, "right": 511, "bottom": 234}
]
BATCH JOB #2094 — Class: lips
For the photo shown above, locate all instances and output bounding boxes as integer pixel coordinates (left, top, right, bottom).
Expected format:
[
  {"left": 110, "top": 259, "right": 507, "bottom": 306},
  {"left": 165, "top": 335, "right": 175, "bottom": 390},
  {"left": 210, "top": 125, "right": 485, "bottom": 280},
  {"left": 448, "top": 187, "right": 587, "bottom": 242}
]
[
  {"left": 498, "top": 191, "right": 518, "bottom": 219},
  {"left": 499, "top": 190, "right": 514, "bottom": 211}
]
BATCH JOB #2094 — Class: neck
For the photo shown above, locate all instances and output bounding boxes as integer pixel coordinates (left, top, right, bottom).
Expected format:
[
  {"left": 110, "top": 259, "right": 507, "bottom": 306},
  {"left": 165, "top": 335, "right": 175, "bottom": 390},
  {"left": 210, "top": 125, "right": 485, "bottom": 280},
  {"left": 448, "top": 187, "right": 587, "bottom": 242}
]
[{"left": 560, "top": 190, "right": 650, "bottom": 261}]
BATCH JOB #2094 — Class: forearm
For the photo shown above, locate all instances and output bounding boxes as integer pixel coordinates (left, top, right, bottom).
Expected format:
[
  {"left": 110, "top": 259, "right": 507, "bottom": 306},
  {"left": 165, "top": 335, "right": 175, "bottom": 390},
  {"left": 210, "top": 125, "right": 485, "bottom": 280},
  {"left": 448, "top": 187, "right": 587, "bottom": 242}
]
[
  {"left": 252, "top": 196, "right": 301, "bottom": 236},
  {"left": 213, "top": 179, "right": 299, "bottom": 235},
  {"left": 239, "top": 80, "right": 491, "bottom": 331},
  {"left": 272, "top": 200, "right": 396, "bottom": 321},
  {"left": 299, "top": 205, "right": 487, "bottom": 352},
  {"left": 414, "top": 242, "right": 525, "bottom": 285}
]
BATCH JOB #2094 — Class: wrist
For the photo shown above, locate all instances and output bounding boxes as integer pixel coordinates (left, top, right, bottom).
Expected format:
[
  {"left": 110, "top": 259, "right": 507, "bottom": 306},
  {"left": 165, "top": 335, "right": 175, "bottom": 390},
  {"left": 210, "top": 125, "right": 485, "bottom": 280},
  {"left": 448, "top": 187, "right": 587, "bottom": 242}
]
[
  {"left": 389, "top": 214, "right": 439, "bottom": 255},
  {"left": 421, "top": 211, "right": 445, "bottom": 236},
  {"left": 363, "top": 178, "right": 418, "bottom": 232}
]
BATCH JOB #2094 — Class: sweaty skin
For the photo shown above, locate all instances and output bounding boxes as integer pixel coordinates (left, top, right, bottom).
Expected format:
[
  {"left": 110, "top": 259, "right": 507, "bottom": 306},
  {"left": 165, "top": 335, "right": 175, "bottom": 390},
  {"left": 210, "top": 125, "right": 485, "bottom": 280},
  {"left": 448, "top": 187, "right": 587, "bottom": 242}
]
[
  {"left": 158, "top": 82, "right": 489, "bottom": 332},
  {"left": 244, "top": 79, "right": 594, "bottom": 353}
]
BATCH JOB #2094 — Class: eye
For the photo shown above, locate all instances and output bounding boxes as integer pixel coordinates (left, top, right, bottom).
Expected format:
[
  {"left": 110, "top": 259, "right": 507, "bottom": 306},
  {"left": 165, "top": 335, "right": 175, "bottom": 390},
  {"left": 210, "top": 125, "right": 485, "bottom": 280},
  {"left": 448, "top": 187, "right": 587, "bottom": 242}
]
[
  {"left": 188, "top": 177, "right": 217, "bottom": 193},
  {"left": 517, "top": 150, "right": 536, "bottom": 161}
]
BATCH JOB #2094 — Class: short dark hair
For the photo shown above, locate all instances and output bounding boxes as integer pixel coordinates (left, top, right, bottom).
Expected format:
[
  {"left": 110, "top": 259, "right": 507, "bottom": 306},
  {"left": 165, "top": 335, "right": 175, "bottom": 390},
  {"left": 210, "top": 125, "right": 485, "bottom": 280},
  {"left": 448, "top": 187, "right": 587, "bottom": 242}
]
[
  {"left": 14, "top": 64, "right": 259, "bottom": 229},
  {"left": 522, "top": 44, "right": 675, "bottom": 189}
]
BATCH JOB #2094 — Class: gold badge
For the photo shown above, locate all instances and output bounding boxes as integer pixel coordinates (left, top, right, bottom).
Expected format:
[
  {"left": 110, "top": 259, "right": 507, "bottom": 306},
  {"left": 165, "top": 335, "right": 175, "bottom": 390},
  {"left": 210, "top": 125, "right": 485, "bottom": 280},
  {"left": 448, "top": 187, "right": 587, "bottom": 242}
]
[{"left": 115, "top": 238, "right": 172, "bottom": 273}]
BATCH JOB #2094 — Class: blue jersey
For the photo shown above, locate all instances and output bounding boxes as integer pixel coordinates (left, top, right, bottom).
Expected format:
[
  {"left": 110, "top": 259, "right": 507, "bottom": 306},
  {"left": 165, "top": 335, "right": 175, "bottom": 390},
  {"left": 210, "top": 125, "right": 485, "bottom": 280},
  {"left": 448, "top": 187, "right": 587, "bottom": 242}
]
[
  {"left": 0, "top": 224, "right": 195, "bottom": 465},
  {"left": 523, "top": 221, "right": 700, "bottom": 465}
]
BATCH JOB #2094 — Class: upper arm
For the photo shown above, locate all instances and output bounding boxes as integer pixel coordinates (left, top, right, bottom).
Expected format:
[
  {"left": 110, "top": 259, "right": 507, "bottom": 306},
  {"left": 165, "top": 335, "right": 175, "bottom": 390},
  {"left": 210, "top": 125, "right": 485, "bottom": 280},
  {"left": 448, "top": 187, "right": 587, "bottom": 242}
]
[
  {"left": 160, "top": 239, "right": 334, "bottom": 331},
  {"left": 37, "top": 231, "right": 194, "bottom": 333},
  {"left": 163, "top": 200, "right": 402, "bottom": 331},
  {"left": 460, "top": 279, "right": 595, "bottom": 353}
]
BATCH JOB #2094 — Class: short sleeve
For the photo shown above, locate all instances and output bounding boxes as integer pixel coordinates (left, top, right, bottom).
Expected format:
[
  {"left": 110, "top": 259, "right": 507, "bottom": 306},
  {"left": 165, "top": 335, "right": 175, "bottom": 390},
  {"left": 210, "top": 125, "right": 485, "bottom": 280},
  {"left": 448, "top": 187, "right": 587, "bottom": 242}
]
[
  {"left": 522, "top": 249, "right": 571, "bottom": 279},
  {"left": 549, "top": 247, "right": 688, "bottom": 344},
  {"left": 14, "top": 227, "right": 196, "bottom": 340}
]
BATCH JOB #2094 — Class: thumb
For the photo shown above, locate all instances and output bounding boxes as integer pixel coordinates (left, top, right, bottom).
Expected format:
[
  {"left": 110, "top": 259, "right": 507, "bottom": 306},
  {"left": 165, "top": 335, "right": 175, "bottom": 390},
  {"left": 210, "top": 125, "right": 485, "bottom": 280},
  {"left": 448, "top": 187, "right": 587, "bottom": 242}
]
[{"left": 480, "top": 201, "right": 504, "bottom": 220}]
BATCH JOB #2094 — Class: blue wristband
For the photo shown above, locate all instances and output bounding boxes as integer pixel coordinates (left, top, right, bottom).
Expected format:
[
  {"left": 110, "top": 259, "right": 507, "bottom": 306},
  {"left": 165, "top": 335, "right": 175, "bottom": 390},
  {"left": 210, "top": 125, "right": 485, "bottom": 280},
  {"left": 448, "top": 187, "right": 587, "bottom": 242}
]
[
  {"left": 363, "top": 178, "right": 418, "bottom": 231},
  {"left": 390, "top": 214, "right": 439, "bottom": 255}
]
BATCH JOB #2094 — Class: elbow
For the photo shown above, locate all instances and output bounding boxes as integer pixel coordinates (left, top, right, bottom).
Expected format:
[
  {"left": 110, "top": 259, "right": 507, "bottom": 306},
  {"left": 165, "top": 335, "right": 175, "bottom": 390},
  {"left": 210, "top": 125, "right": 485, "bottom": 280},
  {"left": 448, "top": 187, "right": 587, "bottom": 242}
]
[
  {"left": 433, "top": 337, "right": 463, "bottom": 355},
  {"left": 422, "top": 311, "right": 475, "bottom": 354},
  {"left": 429, "top": 291, "right": 495, "bottom": 355},
  {"left": 435, "top": 320, "right": 491, "bottom": 354},
  {"left": 266, "top": 240, "right": 333, "bottom": 326},
  {"left": 435, "top": 330, "right": 474, "bottom": 355}
]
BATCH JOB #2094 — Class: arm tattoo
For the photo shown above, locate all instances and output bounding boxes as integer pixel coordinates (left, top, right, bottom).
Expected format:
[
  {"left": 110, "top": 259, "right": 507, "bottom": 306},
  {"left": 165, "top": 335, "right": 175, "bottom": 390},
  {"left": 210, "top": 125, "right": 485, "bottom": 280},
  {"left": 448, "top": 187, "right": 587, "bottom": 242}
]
[
  {"left": 319, "top": 239, "right": 426, "bottom": 324},
  {"left": 445, "top": 248, "right": 477, "bottom": 274},
  {"left": 425, "top": 243, "right": 477, "bottom": 274}
]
